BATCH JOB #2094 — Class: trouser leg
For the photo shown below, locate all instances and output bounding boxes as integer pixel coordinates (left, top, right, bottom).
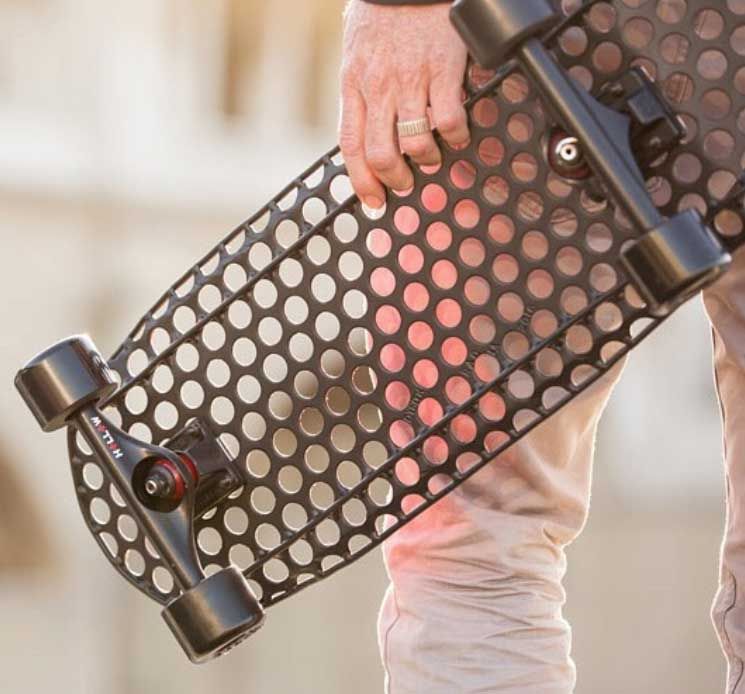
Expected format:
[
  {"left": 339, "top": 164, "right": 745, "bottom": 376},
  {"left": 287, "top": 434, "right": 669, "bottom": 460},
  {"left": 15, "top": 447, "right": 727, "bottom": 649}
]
[
  {"left": 704, "top": 248, "right": 745, "bottom": 694},
  {"left": 378, "top": 362, "right": 624, "bottom": 694}
]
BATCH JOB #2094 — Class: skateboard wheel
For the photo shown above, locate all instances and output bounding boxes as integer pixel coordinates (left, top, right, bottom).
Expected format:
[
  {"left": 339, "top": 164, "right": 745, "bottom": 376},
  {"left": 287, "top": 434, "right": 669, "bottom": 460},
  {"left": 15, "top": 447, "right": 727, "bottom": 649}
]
[
  {"left": 162, "top": 566, "right": 265, "bottom": 664},
  {"left": 621, "top": 209, "right": 731, "bottom": 315},
  {"left": 451, "top": 0, "right": 558, "bottom": 69},
  {"left": 15, "top": 335, "right": 117, "bottom": 432}
]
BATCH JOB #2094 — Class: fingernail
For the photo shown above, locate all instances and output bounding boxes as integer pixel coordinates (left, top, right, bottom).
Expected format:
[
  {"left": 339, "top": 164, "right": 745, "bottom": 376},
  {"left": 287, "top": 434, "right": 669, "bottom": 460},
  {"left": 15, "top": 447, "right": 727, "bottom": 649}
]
[
  {"left": 362, "top": 198, "right": 386, "bottom": 220},
  {"left": 364, "top": 196, "right": 383, "bottom": 209},
  {"left": 393, "top": 185, "right": 414, "bottom": 197},
  {"left": 452, "top": 139, "right": 470, "bottom": 151}
]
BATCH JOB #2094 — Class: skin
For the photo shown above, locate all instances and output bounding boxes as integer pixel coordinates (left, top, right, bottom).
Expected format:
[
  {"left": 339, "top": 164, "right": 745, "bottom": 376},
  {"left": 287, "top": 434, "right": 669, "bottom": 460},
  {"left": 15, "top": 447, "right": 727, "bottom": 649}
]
[{"left": 339, "top": 1, "right": 470, "bottom": 210}]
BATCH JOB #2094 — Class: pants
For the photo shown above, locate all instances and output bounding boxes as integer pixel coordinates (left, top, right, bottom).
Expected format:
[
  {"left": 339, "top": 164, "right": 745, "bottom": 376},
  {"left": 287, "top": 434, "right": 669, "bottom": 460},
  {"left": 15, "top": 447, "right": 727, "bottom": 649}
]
[{"left": 377, "top": 249, "right": 745, "bottom": 693}]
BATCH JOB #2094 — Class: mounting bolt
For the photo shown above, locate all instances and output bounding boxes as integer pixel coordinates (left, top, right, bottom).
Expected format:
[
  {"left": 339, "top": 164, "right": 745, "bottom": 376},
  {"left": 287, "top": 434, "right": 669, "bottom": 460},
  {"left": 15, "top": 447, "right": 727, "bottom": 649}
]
[
  {"left": 548, "top": 130, "right": 591, "bottom": 180},
  {"left": 144, "top": 464, "right": 179, "bottom": 499},
  {"left": 556, "top": 136, "right": 581, "bottom": 165}
]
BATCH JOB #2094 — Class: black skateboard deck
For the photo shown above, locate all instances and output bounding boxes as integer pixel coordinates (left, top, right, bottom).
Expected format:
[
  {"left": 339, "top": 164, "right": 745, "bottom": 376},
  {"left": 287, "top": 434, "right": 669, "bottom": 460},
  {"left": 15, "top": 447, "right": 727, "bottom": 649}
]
[{"left": 15, "top": 0, "right": 745, "bottom": 663}]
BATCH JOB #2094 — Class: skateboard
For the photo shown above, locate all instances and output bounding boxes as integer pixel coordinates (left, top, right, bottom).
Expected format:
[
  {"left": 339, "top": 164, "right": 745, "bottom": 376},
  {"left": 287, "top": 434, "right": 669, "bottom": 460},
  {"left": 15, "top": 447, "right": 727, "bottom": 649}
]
[{"left": 14, "top": 0, "right": 745, "bottom": 664}]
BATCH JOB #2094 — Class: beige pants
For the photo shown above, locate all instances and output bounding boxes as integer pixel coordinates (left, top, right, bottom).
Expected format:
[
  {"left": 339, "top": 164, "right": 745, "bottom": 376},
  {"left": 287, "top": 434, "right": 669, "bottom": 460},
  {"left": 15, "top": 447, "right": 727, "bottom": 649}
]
[{"left": 378, "top": 249, "right": 745, "bottom": 693}]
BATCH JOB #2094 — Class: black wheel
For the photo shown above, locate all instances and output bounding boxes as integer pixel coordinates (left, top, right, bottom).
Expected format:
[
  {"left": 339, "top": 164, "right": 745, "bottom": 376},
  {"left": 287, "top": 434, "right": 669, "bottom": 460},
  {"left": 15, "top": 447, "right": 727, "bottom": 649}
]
[
  {"left": 451, "top": 0, "right": 558, "bottom": 68},
  {"left": 161, "top": 567, "right": 265, "bottom": 664},
  {"left": 15, "top": 335, "right": 117, "bottom": 432},
  {"left": 621, "top": 210, "right": 730, "bottom": 314}
]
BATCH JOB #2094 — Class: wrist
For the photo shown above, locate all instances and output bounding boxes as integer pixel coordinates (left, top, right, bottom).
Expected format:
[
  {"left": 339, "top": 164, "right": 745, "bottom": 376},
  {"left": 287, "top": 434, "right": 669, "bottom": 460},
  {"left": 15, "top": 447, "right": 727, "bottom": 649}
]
[{"left": 362, "top": 0, "right": 450, "bottom": 5}]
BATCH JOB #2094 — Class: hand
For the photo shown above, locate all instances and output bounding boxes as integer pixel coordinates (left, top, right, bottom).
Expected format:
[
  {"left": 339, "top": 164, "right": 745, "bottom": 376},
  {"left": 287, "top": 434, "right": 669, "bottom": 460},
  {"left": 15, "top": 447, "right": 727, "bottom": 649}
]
[{"left": 339, "top": 0, "right": 469, "bottom": 210}]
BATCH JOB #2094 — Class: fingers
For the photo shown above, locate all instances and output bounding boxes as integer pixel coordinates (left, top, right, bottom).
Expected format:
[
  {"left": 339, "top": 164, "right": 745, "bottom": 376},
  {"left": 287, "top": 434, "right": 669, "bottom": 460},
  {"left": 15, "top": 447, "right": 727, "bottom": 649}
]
[
  {"left": 341, "top": 66, "right": 467, "bottom": 205},
  {"left": 339, "top": 85, "right": 386, "bottom": 210},
  {"left": 430, "top": 73, "right": 470, "bottom": 150},
  {"left": 365, "top": 88, "right": 414, "bottom": 192},
  {"left": 396, "top": 90, "right": 441, "bottom": 167}
]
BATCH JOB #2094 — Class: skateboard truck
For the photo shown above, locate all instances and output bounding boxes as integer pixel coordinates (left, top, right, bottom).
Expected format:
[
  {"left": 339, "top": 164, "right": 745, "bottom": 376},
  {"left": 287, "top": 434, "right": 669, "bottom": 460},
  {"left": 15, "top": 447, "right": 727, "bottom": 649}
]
[
  {"left": 548, "top": 68, "right": 687, "bottom": 191},
  {"left": 14, "top": 335, "right": 264, "bottom": 662},
  {"left": 161, "top": 417, "right": 244, "bottom": 519},
  {"left": 451, "top": 0, "right": 731, "bottom": 315},
  {"left": 131, "top": 419, "right": 242, "bottom": 517}
]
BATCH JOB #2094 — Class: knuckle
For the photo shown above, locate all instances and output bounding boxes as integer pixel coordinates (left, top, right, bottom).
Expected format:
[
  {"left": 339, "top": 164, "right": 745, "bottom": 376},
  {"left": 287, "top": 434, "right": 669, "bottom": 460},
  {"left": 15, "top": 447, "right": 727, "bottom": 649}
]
[
  {"left": 397, "top": 67, "right": 426, "bottom": 93},
  {"left": 365, "top": 83, "right": 384, "bottom": 103},
  {"left": 366, "top": 148, "right": 397, "bottom": 173},
  {"left": 404, "top": 139, "right": 433, "bottom": 159},
  {"left": 339, "top": 130, "right": 363, "bottom": 159},
  {"left": 346, "top": 165, "right": 374, "bottom": 194},
  {"left": 365, "top": 72, "right": 391, "bottom": 100},
  {"left": 351, "top": 179, "right": 375, "bottom": 198},
  {"left": 436, "top": 110, "right": 466, "bottom": 134}
]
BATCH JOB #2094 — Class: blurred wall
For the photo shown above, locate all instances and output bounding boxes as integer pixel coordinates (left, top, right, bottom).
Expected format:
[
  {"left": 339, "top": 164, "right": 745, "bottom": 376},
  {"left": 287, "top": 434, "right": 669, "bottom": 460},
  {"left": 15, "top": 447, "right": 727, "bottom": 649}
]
[{"left": 0, "top": 1, "right": 728, "bottom": 693}]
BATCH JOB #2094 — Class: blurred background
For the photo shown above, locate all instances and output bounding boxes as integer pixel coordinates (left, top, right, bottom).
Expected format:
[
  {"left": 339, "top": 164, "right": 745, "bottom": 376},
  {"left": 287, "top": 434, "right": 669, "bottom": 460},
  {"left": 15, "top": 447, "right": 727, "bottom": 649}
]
[{"left": 0, "top": 1, "right": 729, "bottom": 692}]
